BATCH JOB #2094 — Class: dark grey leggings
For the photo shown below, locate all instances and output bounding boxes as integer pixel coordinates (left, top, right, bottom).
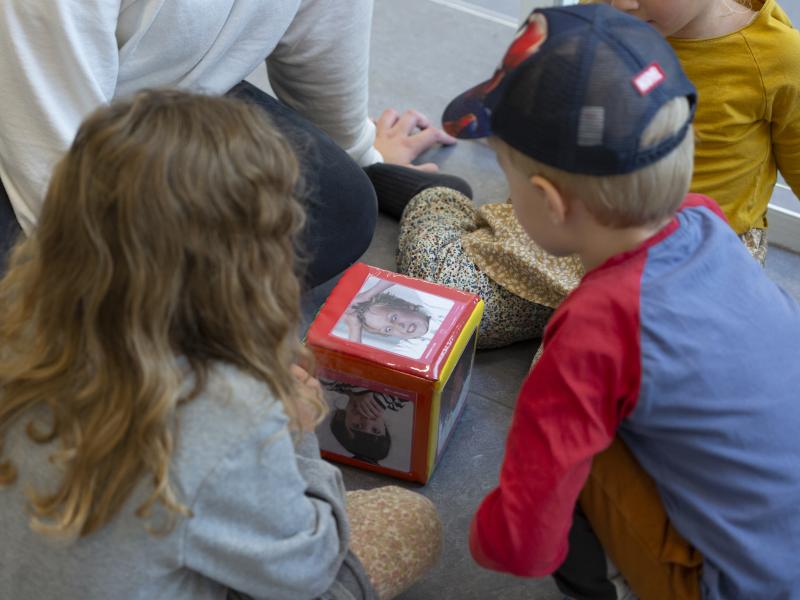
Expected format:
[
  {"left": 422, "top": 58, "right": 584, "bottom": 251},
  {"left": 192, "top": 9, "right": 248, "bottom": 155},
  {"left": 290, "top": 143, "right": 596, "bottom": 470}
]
[
  {"left": 0, "top": 81, "right": 378, "bottom": 287},
  {"left": 0, "top": 181, "right": 20, "bottom": 274},
  {"left": 552, "top": 506, "right": 617, "bottom": 600}
]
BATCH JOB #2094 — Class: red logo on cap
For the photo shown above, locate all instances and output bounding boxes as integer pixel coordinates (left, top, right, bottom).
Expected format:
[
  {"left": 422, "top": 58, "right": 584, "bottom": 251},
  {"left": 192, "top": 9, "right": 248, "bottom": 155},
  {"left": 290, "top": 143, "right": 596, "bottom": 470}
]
[{"left": 632, "top": 62, "right": 666, "bottom": 96}]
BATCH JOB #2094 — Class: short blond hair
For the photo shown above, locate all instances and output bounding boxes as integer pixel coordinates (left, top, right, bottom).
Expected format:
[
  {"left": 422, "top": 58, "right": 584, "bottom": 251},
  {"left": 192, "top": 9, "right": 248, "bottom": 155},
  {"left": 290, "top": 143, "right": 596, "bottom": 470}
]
[{"left": 499, "top": 97, "right": 694, "bottom": 227}]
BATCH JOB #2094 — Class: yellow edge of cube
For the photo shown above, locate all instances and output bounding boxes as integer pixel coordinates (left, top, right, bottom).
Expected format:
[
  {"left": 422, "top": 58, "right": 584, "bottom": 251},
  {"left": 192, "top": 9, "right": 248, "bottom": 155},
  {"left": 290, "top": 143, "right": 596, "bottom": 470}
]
[{"left": 426, "top": 299, "right": 485, "bottom": 475}]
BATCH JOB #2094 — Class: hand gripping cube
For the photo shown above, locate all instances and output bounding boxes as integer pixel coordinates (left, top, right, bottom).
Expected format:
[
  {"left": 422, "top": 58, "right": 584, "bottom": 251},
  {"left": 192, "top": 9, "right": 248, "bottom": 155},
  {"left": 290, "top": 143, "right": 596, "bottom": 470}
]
[{"left": 306, "top": 263, "right": 484, "bottom": 483}]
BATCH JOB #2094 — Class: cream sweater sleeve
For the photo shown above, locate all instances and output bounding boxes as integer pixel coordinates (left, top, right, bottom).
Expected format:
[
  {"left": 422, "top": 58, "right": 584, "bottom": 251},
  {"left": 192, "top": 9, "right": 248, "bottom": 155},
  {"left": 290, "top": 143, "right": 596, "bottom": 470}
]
[
  {"left": 266, "top": 0, "right": 383, "bottom": 167},
  {"left": 0, "top": 1, "right": 120, "bottom": 234}
]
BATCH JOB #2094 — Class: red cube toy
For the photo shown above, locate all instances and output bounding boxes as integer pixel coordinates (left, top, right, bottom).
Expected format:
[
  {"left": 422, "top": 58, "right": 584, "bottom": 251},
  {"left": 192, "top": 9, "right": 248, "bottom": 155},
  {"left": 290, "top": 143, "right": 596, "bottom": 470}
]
[{"left": 306, "top": 263, "right": 484, "bottom": 483}]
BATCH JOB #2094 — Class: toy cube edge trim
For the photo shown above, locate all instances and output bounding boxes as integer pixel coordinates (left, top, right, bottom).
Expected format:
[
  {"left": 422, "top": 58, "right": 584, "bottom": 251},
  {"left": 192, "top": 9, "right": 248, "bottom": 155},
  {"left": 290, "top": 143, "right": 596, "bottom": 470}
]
[
  {"left": 306, "top": 264, "right": 485, "bottom": 484},
  {"left": 306, "top": 263, "right": 482, "bottom": 381},
  {"left": 426, "top": 300, "right": 484, "bottom": 478}
]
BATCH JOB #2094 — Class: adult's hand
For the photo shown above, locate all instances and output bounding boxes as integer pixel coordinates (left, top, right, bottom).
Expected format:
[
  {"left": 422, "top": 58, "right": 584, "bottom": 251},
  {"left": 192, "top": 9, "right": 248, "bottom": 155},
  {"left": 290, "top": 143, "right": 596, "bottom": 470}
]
[{"left": 374, "top": 109, "right": 457, "bottom": 172}]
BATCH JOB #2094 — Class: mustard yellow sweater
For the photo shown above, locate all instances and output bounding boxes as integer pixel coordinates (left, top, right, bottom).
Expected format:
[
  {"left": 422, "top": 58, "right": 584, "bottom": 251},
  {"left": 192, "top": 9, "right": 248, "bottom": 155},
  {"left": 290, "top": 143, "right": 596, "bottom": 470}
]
[
  {"left": 578, "top": 0, "right": 800, "bottom": 232},
  {"left": 670, "top": 0, "right": 800, "bottom": 233}
]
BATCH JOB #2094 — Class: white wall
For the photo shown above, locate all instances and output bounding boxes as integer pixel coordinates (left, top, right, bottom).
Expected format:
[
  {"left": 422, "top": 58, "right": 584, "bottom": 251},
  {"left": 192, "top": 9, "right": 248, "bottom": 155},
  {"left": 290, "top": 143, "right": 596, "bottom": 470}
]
[
  {"left": 784, "top": 2, "right": 799, "bottom": 26},
  {"left": 518, "top": 0, "right": 560, "bottom": 21}
]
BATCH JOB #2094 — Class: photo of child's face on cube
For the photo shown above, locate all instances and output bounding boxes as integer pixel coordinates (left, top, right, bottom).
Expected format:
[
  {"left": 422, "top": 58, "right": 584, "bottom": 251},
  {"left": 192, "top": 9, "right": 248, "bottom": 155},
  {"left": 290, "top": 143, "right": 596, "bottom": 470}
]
[
  {"left": 332, "top": 275, "right": 454, "bottom": 359},
  {"left": 306, "top": 264, "right": 484, "bottom": 482},
  {"left": 317, "top": 373, "right": 416, "bottom": 473}
]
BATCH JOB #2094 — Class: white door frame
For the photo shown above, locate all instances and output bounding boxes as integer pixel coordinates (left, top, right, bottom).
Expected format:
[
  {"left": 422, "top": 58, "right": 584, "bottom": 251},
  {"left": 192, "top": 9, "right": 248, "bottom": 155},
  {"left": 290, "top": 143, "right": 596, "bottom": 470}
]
[{"left": 769, "top": 185, "right": 800, "bottom": 253}]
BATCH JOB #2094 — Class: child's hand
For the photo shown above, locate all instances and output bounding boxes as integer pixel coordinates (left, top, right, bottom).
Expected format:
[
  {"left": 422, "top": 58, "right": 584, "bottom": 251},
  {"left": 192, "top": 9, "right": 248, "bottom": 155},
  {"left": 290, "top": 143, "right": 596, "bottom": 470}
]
[
  {"left": 352, "top": 394, "right": 383, "bottom": 419},
  {"left": 291, "top": 365, "right": 324, "bottom": 433},
  {"left": 342, "top": 307, "right": 364, "bottom": 343},
  {"left": 344, "top": 305, "right": 360, "bottom": 323}
]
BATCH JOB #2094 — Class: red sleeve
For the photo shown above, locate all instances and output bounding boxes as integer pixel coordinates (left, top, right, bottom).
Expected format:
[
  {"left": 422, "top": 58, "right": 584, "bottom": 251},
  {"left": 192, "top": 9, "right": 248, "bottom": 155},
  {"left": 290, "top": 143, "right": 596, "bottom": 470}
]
[{"left": 469, "top": 262, "right": 644, "bottom": 577}]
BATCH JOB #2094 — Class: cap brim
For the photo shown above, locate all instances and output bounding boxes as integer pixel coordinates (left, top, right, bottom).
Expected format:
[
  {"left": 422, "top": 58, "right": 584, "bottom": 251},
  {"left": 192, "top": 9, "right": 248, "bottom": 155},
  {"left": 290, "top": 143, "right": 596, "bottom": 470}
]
[
  {"left": 441, "top": 76, "right": 501, "bottom": 139},
  {"left": 441, "top": 11, "right": 549, "bottom": 140}
]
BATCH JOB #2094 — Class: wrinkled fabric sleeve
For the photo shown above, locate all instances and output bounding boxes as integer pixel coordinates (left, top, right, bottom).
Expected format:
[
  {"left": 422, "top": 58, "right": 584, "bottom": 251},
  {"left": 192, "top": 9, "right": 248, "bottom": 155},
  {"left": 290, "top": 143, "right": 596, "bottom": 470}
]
[
  {"left": 470, "top": 290, "right": 641, "bottom": 577},
  {"left": 0, "top": 1, "right": 120, "bottom": 233},
  {"left": 183, "top": 405, "right": 349, "bottom": 600},
  {"left": 266, "top": 0, "right": 381, "bottom": 167},
  {"left": 770, "top": 54, "right": 800, "bottom": 203}
]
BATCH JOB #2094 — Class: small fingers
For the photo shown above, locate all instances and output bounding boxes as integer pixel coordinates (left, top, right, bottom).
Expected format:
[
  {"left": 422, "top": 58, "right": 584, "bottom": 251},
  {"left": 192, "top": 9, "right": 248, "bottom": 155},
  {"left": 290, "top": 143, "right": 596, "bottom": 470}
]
[
  {"left": 360, "top": 400, "right": 379, "bottom": 419},
  {"left": 397, "top": 109, "right": 431, "bottom": 135},
  {"left": 411, "top": 162, "right": 440, "bottom": 173},
  {"left": 406, "top": 127, "right": 457, "bottom": 157},
  {"left": 434, "top": 127, "right": 458, "bottom": 146},
  {"left": 290, "top": 364, "right": 309, "bottom": 382},
  {"left": 290, "top": 365, "right": 322, "bottom": 397},
  {"left": 376, "top": 108, "right": 400, "bottom": 131},
  {"left": 366, "top": 397, "right": 383, "bottom": 418}
]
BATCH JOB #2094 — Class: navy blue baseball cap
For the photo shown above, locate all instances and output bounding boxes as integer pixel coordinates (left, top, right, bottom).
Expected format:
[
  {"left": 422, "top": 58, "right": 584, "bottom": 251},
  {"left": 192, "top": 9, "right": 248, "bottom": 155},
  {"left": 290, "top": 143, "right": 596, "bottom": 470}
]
[{"left": 442, "top": 4, "right": 697, "bottom": 176}]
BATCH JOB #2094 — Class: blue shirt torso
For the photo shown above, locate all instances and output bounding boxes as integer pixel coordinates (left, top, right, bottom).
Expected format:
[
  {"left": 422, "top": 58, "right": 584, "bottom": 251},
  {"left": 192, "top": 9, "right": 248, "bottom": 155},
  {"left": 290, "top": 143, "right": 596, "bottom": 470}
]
[{"left": 622, "top": 202, "right": 800, "bottom": 598}]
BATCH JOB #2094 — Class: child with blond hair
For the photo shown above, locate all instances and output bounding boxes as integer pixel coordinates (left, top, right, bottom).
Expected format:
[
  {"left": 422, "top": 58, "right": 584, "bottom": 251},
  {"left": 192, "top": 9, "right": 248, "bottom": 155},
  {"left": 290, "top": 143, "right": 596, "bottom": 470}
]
[
  {"left": 441, "top": 5, "right": 800, "bottom": 599},
  {"left": 0, "top": 90, "right": 440, "bottom": 600},
  {"left": 398, "top": 0, "right": 800, "bottom": 349},
  {"left": 598, "top": 0, "right": 800, "bottom": 262}
]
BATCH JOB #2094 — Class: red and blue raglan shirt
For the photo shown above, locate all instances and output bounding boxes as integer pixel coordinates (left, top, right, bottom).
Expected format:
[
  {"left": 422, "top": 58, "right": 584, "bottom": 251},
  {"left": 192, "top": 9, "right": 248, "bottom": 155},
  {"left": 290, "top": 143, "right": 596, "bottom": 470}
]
[{"left": 470, "top": 195, "right": 800, "bottom": 598}]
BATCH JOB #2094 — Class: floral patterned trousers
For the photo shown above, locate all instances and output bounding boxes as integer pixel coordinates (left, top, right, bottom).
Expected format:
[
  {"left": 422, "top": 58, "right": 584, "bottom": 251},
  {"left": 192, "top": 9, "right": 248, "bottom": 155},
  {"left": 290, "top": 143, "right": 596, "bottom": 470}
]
[
  {"left": 398, "top": 188, "right": 768, "bottom": 350},
  {"left": 346, "top": 487, "right": 442, "bottom": 600}
]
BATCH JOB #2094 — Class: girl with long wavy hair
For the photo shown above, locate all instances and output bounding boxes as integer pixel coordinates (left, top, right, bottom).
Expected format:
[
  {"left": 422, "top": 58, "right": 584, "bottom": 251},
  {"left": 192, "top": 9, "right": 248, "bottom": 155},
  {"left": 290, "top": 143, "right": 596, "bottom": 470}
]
[{"left": 0, "top": 90, "right": 441, "bottom": 600}]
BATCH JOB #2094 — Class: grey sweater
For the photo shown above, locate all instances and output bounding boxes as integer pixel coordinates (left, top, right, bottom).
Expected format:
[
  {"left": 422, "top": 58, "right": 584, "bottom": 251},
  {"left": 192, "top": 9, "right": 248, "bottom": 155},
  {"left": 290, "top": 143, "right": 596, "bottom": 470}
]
[
  {"left": 0, "top": 363, "right": 373, "bottom": 600},
  {"left": 0, "top": 0, "right": 379, "bottom": 234}
]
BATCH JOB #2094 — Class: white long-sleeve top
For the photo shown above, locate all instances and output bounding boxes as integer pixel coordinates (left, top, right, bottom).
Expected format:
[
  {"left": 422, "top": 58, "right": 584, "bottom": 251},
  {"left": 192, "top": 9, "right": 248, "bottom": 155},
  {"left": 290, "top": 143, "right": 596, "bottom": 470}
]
[{"left": 0, "top": 0, "right": 381, "bottom": 234}]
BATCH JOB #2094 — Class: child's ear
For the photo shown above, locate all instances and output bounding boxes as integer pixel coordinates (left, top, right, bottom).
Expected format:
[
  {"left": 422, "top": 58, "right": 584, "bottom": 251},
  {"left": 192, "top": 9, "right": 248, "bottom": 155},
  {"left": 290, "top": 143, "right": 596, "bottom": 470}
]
[{"left": 530, "top": 175, "right": 568, "bottom": 225}]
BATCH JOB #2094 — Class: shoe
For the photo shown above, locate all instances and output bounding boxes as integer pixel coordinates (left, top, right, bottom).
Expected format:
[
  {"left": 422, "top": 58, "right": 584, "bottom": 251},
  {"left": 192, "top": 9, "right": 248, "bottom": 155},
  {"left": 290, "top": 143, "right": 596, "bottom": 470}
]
[{"left": 607, "top": 557, "right": 638, "bottom": 600}]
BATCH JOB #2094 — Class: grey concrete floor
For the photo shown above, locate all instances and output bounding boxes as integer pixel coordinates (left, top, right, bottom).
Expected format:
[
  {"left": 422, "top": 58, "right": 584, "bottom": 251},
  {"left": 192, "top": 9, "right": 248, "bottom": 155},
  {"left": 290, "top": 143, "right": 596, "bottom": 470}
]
[{"left": 303, "top": 1, "right": 800, "bottom": 599}]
